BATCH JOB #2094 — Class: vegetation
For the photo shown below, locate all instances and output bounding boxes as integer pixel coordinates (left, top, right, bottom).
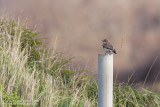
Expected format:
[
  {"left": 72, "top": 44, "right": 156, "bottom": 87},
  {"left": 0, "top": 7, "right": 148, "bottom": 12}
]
[{"left": 0, "top": 18, "right": 159, "bottom": 107}]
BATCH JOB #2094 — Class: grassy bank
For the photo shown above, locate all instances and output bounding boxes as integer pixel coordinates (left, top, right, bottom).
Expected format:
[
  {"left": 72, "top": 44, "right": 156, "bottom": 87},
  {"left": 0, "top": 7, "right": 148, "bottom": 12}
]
[{"left": 0, "top": 18, "right": 159, "bottom": 107}]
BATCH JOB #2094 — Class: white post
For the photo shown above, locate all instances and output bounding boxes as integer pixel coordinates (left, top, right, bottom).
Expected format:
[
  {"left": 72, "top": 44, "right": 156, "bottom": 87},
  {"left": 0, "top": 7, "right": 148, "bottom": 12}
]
[{"left": 98, "top": 54, "right": 113, "bottom": 107}]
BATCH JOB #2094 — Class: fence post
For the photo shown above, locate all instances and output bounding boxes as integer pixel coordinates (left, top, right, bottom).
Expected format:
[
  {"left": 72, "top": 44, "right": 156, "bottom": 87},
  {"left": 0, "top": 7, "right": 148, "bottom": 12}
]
[{"left": 98, "top": 54, "right": 113, "bottom": 107}]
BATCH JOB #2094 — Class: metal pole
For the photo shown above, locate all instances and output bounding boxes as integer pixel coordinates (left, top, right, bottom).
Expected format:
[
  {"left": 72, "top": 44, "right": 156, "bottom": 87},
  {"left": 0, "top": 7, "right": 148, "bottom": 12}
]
[{"left": 98, "top": 54, "right": 113, "bottom": 107}]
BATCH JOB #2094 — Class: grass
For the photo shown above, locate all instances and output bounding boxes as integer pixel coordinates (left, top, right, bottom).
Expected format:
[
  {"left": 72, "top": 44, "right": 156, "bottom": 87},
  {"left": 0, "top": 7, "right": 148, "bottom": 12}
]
[
  {"left": 0, "top": 17, "right": 159, "bottom": 107},
  {"left": 114, "top": 83, "right": 160, "bottom": 107}
]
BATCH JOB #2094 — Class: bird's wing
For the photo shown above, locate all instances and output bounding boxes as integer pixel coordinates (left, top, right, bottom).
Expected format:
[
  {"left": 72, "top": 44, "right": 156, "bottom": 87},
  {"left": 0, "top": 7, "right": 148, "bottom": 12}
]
[{"left": 103, "top": 43, "right": 113, "bottom": 50}]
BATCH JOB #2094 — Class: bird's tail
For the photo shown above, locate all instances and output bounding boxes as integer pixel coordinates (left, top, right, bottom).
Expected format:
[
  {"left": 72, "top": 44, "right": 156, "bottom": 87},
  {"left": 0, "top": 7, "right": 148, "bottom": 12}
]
[{"left": 113, "top": 49, "right": 117, "bottom": 54}]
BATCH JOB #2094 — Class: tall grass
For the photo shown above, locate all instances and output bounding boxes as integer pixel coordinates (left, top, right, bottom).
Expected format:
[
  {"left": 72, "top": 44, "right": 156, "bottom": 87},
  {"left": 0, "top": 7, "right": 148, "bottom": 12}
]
[
  {"left": 0, "top": 17, "right": 159, "bottom": 107},
  {"left": 0, "top": 18, "right": 97, "bottom": 107}
]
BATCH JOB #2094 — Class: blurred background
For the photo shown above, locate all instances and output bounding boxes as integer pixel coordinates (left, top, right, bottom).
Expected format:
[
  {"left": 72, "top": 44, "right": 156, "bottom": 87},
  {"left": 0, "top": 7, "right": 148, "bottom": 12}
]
[{"left": 0, "top": 0, "right": 160, "bottom": 87}]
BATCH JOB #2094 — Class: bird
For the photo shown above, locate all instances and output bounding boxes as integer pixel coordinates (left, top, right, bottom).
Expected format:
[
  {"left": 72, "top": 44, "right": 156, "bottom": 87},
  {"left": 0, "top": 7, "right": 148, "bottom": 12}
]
[{"left": 102, "top": 39, "right": 117, "bottom": 54}]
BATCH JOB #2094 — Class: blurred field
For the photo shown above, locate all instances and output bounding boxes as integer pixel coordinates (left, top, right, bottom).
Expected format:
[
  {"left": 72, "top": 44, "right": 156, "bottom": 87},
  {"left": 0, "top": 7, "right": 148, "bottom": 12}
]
[{"left": 0, "top": 0, "right": 160, "bottom": 83}]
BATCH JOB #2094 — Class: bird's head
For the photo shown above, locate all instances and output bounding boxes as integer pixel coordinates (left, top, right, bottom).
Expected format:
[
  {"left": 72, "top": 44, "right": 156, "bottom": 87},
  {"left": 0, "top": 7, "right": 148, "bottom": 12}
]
[{"left": 102, "top": 39, "right": 108, "bottom": 42}]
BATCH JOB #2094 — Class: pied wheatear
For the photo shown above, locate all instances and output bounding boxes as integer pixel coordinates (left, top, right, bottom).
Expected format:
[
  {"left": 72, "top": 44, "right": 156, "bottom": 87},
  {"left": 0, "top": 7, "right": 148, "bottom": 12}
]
[{"left": 102, "top": 39, "right": 117, "bottom": 54}]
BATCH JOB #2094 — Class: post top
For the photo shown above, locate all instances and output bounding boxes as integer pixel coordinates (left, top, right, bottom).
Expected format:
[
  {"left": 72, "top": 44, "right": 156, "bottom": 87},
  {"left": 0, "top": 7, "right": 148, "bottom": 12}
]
[{"left": 98, "top": 54, "right": 113, "bottom": 56}]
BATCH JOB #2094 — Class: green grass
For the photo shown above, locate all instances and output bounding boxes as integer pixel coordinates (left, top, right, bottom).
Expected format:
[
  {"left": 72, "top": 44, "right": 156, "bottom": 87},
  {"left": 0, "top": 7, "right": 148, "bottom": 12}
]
[
  {"left": 114, "top": 83, "right": 160, "bottom": 107},
  {"left": 0, "top": 17, "right": 159, "bottom": 107}
]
